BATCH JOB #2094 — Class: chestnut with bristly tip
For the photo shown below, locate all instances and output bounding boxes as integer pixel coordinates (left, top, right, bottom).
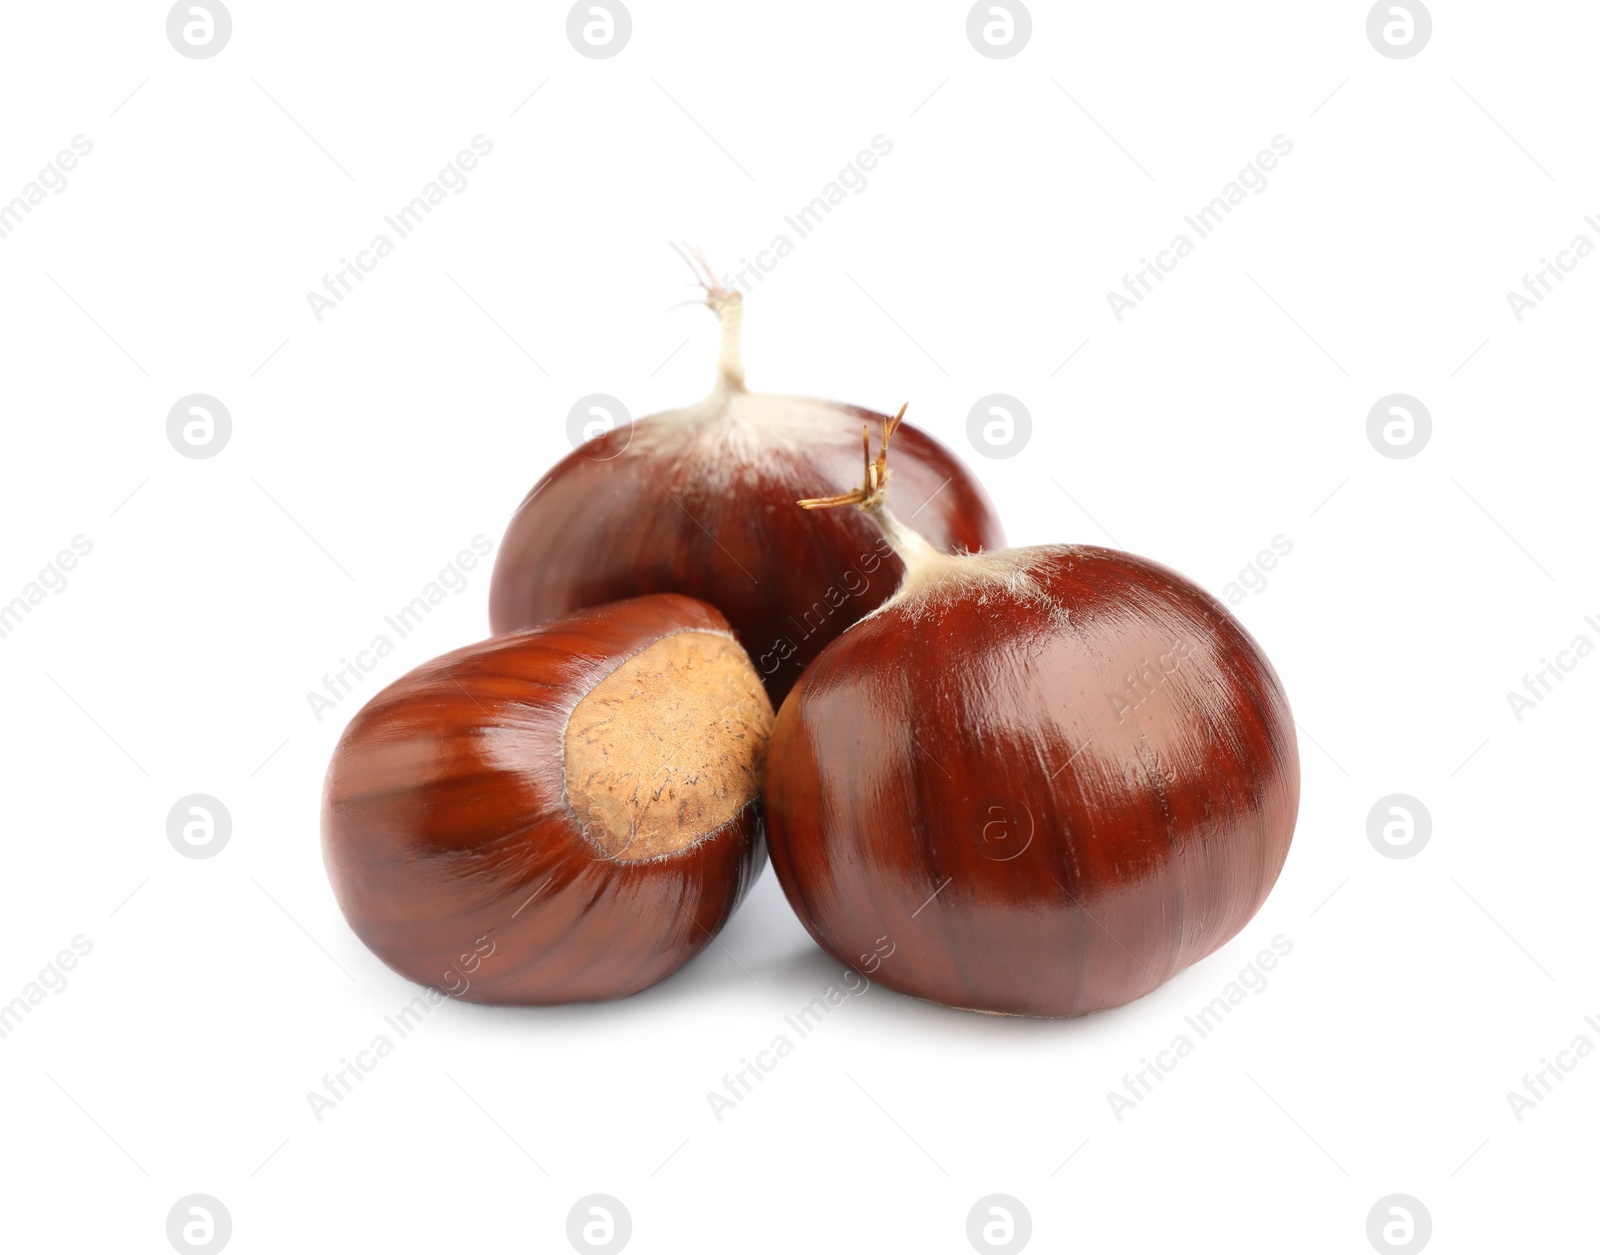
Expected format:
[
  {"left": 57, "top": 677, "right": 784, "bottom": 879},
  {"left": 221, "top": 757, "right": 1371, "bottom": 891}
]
[
  {"left": 488, "top": 258, "right": 1004, "bottom": 703},
  {"left": 321, "top": 594, "right": 774, "bottom": 1005},
  {"left": 762, "top": 411, "right": 1300, "bottom": 1018}
]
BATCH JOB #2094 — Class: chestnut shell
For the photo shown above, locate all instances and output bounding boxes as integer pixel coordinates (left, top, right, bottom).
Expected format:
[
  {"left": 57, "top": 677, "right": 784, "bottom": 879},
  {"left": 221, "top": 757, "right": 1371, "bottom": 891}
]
[
  {"left": 322, "top": 594, "right": 768, "bottom": 1005},
  {"left": 762, "top": 546, "right": 1300, "bottom": 1017},
  {"left": 488, "top": 408, "right": 1004, "bottom": 704}
]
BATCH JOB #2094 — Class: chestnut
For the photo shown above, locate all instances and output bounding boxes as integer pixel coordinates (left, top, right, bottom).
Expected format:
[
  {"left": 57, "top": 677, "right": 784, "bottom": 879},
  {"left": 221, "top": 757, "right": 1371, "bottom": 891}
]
[
  {"left": 322, "top": 594, "right": 773, "bottom": 1004},
  {"left": 488, "top": 277, "right": 1004, "bottom": 703},
  {"left": 763, "top": 414, "right": 1300, "bottom": 1017}
]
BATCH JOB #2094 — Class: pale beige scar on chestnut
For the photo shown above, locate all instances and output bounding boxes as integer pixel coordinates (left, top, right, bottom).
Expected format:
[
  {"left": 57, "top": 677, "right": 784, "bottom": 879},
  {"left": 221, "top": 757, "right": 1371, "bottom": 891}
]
[{"left": 562, "top": 630, "right": 774, "bottom": 860}]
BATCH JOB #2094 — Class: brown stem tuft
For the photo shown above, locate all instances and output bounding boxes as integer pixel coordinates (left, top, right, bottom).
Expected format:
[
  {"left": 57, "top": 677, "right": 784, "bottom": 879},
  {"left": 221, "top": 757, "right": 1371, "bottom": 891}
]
[{"left": 798, "top": 403, "right": 907, "bottom": 512}]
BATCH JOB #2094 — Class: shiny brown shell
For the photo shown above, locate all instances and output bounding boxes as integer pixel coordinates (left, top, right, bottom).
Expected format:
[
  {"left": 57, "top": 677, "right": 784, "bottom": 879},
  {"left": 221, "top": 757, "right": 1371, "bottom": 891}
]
[
  {"left": 322, "top": 594, "right": 770, "bottom": 1005},
  {"left": 762, "top": 545, "right": 1300, "bottom": 1017},
  {"left": 488, "top": 407, "right": 1004, "bottom": 704}
]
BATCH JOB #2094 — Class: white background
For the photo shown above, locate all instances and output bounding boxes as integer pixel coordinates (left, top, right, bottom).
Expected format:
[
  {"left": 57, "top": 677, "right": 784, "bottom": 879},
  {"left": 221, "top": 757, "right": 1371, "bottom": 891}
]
[{"left": 1, "top": 2, "right": 1595, "bottom": 1252}]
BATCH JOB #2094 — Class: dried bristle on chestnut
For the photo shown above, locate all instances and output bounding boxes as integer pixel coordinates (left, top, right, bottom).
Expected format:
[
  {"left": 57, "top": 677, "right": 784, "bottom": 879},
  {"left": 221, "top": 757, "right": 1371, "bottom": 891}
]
[
  {"left": 763, "top": 411, "right": 1300, "bottom": 1018},
  {"left": 322, "top": 594, "right": 774, "bottom": 1005},
  {"left": 488, "top": 248, "right": 1003, "bottom": 704}
]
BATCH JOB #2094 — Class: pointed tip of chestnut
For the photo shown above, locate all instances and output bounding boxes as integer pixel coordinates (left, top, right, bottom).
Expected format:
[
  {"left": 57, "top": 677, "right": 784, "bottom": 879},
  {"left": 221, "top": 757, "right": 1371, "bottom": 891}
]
[{"left": 322, "top": 594, "right": 772, "bottom": 1005}]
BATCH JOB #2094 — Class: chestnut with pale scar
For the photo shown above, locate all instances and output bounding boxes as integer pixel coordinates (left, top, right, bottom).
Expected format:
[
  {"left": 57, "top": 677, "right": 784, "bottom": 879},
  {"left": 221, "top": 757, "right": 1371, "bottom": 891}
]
[
  {"left": 563, "top": 630, "right": 773, "bottom": 860},
  {"left": 322, "top": 595, "right": 772, "bottom": 1005}
]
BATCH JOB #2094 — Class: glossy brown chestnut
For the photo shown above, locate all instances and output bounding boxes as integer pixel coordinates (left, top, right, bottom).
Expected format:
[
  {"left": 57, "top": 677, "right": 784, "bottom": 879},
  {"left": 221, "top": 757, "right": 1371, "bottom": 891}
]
[
  {"left": 322, "top": 594, "right": 773, "bottom": 1004},
  {"left": 763, "top": 419, "right": 1299, "bottom": 1017},
  {"left": 488, "top": 286, "right": 1003, "bottom": 703}
]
